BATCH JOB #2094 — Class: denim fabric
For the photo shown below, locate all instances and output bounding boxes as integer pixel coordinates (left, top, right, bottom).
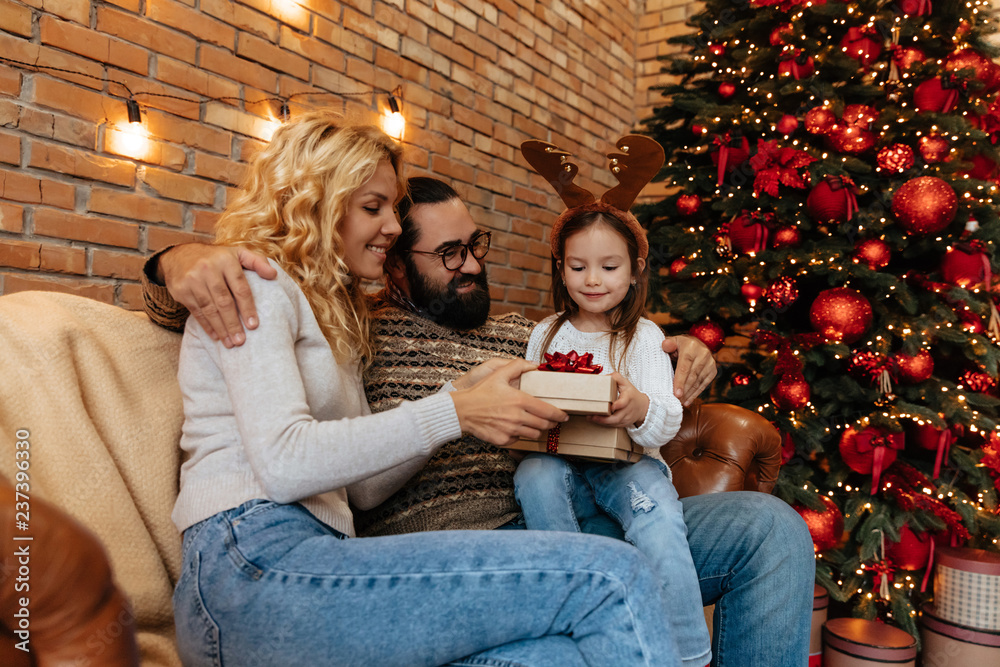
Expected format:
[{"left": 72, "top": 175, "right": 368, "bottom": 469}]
[
  {"left": 514, "top": 454, "right": 710, "bottom": 667},
  {"left": 173, "top": 499, "right": 683, "bottom": 667}
]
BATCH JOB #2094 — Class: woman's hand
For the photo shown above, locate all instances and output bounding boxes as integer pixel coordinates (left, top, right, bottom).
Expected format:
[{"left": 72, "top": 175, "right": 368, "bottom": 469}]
[
  {"left": 450, "top": 360, "right": 567, "bottom": 446},
  {"left": 451, "top": 357, "right": 512, "bottom": 391},
  {"left": 663, "top": 335, "right": 717, "bottom": 406},
  {"left": 589, "top": 372, "right": 649, "bottom": 429}
]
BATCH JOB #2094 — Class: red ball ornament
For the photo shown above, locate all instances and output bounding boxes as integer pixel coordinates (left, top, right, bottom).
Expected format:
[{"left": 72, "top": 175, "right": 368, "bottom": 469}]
[
  {"left": 770, "top": 373, "right": 811, "bottom": 410},
  {"left": 965, "top": 154, "right": 998, "bottom": 181},
  {"left": 839, "top": 426, "right": 904, "bottom": 479},
  {"left": 842, "top": 105, "right": 878, "bottom": 130},
  {"left": 778, "top": 51, "right": 814, "bottom": 79},
  {"left": 876, "top": 144, "right": 915, "bottom": 173},
  {"left": 676, "top": 194, "right": 702, "bottom": 216},
  {"left": 892, "top": 176, "right": 957, "bottom": 235},
  {"left": 942, "top": 243, "right": 991, "bottom": 288},
  {"left": 897, "top": 0, "right": 932, "bottom": 15},
  {"left": 958, "top": 308, "right": 986, "bottom": 334},
  {"left": 886, "top": 525, "right": 932, "bottom": 571},
  {"left": 806, "top": 176, "right": 858, "bottom": 224},
  {"left": 854, "top": 239, "right": 892, "bottom": 270},
  {"left": 741, "top": 283, "right": 764, "bottom": 304},
  {"left": 765, "top": 276, "right": 799, "bottom": 309},
  {"left": 805, "top": 107, "right": 837, "bottom": 134},
  {"left": 718, "top": 82, "right": 736, "bottom": 99},
  {"left": 893, "top": 46, "right": 925, "bottom": 72},
  {"left": 919, "top": 135, "right": 950, "bottom": 164},
  {"left": 794, "top": 495, "right": 844, "bottom": 553},
  {"left": 770, "top": 23, "right": 794, "bottom": 46},
  {"left": 669, "top": 257, "right": 688, "bottom": 277},
  {"left": 914, "top": 77, "right": 962, "bottom": 114},
  {"left": 729, "top": 212, "right": 771, "bottom": 254},
  {"left": 709, "top": 43, "right": 726, "bottom": 57},
  {"left": 893, "top": 350, "right": 934, "bottom": 384},
  {"left": 827, "top": 124, "right": 876, "bottom": 154},
  {"left": 777, "top": 114, "right": 799, "bottom": 134},
  {"left": 809, "top": 287, "right": 873, "bottom": 344},
  {"left": 691, "top": 123, "right": 706, "bottom": 136},
  {"left": 944, "top": 48, "right": 1000, "bottom": 94},
  {"left": 840, "top": 27, "right": 882, "bottom": 69},
  {"left": 689, "top": 321, "right": 726, "bottom": 353},
  {"left": 772, "top": 226, "right": 801, "bottom": 248}
]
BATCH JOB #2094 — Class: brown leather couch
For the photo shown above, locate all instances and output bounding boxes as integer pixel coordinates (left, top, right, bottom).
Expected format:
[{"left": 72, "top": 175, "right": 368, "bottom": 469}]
[{"left": 0, "top": 291, "right": 781, "bottom": 666}]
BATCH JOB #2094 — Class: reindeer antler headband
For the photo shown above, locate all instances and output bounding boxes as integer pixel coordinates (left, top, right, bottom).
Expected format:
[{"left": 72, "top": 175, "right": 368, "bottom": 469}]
[{"left": 520, "top": 135, "right": 665, "bottom": 260}]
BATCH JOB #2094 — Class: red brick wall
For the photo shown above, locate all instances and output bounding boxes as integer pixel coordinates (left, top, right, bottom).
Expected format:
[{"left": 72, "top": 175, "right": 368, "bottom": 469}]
[{"left": 0, "top": 0, "right": 693, "bottom": 319}]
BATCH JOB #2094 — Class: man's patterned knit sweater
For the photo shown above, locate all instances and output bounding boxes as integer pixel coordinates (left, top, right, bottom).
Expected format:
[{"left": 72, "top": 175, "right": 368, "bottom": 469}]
[{"left": 355, "top": 292, "right": 532, "bottom": 537}]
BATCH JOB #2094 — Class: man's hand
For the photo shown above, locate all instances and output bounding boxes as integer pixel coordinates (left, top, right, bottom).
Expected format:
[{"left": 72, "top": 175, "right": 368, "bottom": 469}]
[
  {"left": 663, "top": 335, "right": 717, "bottom": 406},
  {"left": 590, "top": 372, "right": 649, "bottom": 429},
  {"left": 159, "top": 244, "right": 277, "bottom": 348},
  {"left": 451, "top": 360, "right": 567, "bottom": 446}
]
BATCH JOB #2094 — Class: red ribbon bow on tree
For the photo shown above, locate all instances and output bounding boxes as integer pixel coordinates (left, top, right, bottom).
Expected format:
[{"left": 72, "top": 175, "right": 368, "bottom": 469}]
[
  {"left": 538, "top": 351, "right": 604, "bottom": 374},
  {"left": 748, "top": 139, "right": 817, "bottom": 197}
]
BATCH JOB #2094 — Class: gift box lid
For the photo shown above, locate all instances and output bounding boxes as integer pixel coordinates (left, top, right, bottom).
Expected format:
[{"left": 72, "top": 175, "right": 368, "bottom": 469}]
[
  {"left": 921, "top": 603, "right": 1000, "bottom": 647},
  {"left": 823, "top": 618, "right": 917, "bottom": 660},
  {"left": 814, "top": 584, "right": 829, "bottom": 611},
  {"left": 937, "top": 547, "right": 1000, "bottom": 576}
]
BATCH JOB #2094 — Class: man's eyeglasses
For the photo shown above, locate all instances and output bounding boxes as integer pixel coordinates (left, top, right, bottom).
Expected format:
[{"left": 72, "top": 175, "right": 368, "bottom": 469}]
[{"left": 404, "top": 231, "right": 492, "bottom": 271}]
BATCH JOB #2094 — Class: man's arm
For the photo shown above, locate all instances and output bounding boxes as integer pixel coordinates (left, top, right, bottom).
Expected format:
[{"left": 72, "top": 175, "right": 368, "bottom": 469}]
[
  {"left": 141, "top": 243, "right": 275, "bottom": 347},
  {"left": 663, "top": 335, "right": 717, "bottom": 406}
]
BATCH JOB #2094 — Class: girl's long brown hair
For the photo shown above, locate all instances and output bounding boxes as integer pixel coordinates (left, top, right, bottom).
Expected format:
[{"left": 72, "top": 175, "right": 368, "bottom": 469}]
[{"left": 538, "top": 211, "right": 648, "bottom": 372}]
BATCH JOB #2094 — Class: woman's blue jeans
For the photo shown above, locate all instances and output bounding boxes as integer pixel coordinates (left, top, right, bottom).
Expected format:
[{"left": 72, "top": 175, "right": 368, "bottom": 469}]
[
  {"left": 173, "top": 499, "right": 683, "bottom": 666},
  {"left": 514, "top": 454, "right": 711, "bottom": 667}
]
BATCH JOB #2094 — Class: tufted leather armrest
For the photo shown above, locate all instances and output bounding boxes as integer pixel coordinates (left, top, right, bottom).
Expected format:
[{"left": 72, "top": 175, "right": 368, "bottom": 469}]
[
  {"left": 0, "top": 475, "right": 140, "bottom": 667},
  {"left": 661, "top": 403, "right": 782, "bottom": 499}
]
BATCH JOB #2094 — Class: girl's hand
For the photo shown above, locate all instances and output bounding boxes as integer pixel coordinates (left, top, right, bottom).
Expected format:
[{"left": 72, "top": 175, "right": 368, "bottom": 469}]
[
  {"left": 590, "top": 372, "right": 649, "bottom": 429},
  {"left": 451, "top": 357, "right": 511, "bottom": 391},
  {"left": 451, "top": 360, "right": 567, "bottom": 446}
]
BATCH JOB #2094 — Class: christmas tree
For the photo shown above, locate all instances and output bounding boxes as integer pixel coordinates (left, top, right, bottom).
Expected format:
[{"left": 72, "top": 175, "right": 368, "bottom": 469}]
[{"left": 641, "top": 0, "right": 1000, "bottom": 640}]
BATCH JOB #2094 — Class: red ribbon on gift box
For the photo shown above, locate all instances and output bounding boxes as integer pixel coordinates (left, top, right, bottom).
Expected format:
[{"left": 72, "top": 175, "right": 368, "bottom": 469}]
[{"left": 538, "top": 351, "right": 605, "bottom": 452}]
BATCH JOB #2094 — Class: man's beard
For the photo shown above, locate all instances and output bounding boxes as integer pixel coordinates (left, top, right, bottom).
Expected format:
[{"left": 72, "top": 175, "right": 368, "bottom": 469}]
[{"left": 404, "top": 257, "right": 492, "bottom": 330}]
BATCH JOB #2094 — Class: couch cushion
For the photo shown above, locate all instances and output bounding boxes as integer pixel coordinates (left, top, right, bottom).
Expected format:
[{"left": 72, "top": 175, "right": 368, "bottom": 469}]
[{"left": 0, "top": 291, "right": 183, "bottom": 667}]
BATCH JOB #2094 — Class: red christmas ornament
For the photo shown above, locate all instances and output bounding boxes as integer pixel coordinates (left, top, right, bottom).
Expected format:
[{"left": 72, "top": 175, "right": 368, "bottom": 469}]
[
  {"left": 892, "top": 176, "right": 957, "bottom": 235},
  {"left": 827, "top": 124, "right": 876, "bottom": 154},
  {"left": 919, "top": 135, "right": 950, "bottom": 163},
  {"left": 886, "top": 525, "right": 932, "bottom": 571},
  {"left": 772, "top": 226, "right": 801, "bottom": 248},
  {"left": 709, "top": 43, "right": 726, "bottom": 57},
  {"left": 842, "top": 105, "right": 879, "bottom": 130},
  {"left": 941, "top": 243, "right": 992, "bottom": 288},
  {"left": 959, "top": 370, "right": 998, "bottom": 394},
  {"left": 669, "top": 257, "right": 688, "bottom": 277},
  {"left": 741, "top": 283, "right": 764, "bottom": 304},
  {"left": 958, "top": 307, "right": 986, "bottom": 334},
  {"left": 809, "top": 287, "right": 873, "bottom": 343},
  {"left": 676, "top": 194, "right": 702, "bottom": 216},
  {"left": 840, "top": 27, "right": 882, "bottom": 69},
  {"left": 794, "top": 495, "right": 844, "bottom": 553},
  {"left": 691, "top": 123, "right": 707, "bottom": 136},
  {"left": 729, "top": 212, "right": 771, "bottom": 254},
  {"left": 914, "top": 76, "right": 964, "bottom": 114},
  {"left": 770, "top": 23, "right": 794, "bottom": 46},
  {"left": 806, "top": 176, "right": 858, "bottom": 224},
  {"left": 876, "top": 144, "right": 915, "bottom": 173},
  {"left": 765, "top": 276, "right": 799, "bottom": 309},
  {"left": 892, "top": 45, "right": 925, "bottom": 72},
  {"left": 711, "top": 134, "right": 751, "bottom": 182},
  {"left": 965, "top": 153, "right": 998, "bottom": 180},
  {"left": 854, "top": 238, "right": 892, "bottom": 270},
  {"left": 777, "top": 114, "right": 799, "bottom": 134},
  {"left": 839, "top": 426, "right": 905, "bottom": 492},
  {"left": 778, "top": 50, "right": 814, "bottom": 79},
  {"left": 894, "top": 350, "right": 934, "bottom": 384},
  {"left": 770, "top": 373, "right": 811, "bottom": 410},
  {"left": 805, "top": 107, "right": 837, "bottom": 134},
  {"left": 689, "top": 321, "right": 726, "bottom": 353},
  {"left": 847, "top": 351, "right": 894, "bottom": 388},
  {"left": 944, "top": 48, "right": 1000, "bottom": 94},
  {"left": 731, "top": 373, "right": 752, "bottom": 386},
  {"left": 897, "top": 0, "right": 932, "bottom": 15},
  {"left": 718, "top": 82, "right": 736, "bottom": 99},
  {"left": 908, "top": 422, "right": 949, "bottom": 451}
]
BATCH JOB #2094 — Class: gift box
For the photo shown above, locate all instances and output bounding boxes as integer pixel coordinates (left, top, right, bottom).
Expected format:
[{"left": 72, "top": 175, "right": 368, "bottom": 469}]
[
  {"left": 810, "top": 584, "right": 829, "bottom": 667},
  {"left": 921, "top": 603, "right": 1000, "bottom": 666},
  {"left": 933, "top": 547, "right": 1000, "bottom": 631},
  {"left": 511, "top": 416, "right": 642, "bottom": 463},
  {"left": 822, "top": 618, "right": 916, "bottom": 667},
  {"left": 518, "top": 369, "right": 616, "bottom": 415}
]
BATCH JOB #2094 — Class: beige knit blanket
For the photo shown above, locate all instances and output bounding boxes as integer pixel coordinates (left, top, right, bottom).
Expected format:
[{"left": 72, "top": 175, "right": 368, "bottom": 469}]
[{"left": 0, "top": 291, "right": 184, "bottom": 667}]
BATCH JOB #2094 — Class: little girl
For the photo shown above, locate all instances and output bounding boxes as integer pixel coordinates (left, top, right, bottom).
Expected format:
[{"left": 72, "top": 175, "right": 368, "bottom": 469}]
[{"left": 516, "top": 138, "right": 711, "bottom": 667}]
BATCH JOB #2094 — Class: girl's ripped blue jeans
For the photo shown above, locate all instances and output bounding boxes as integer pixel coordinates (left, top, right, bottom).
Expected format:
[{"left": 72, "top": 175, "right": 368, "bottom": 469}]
[{"left": 172, "top": 499, "right": 684, "bottom": 666}]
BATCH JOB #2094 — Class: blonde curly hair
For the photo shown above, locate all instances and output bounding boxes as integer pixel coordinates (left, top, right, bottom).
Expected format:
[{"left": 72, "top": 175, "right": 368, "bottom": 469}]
[{"left": 214, "top": 111, "right": 405, "bottom": 365}]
